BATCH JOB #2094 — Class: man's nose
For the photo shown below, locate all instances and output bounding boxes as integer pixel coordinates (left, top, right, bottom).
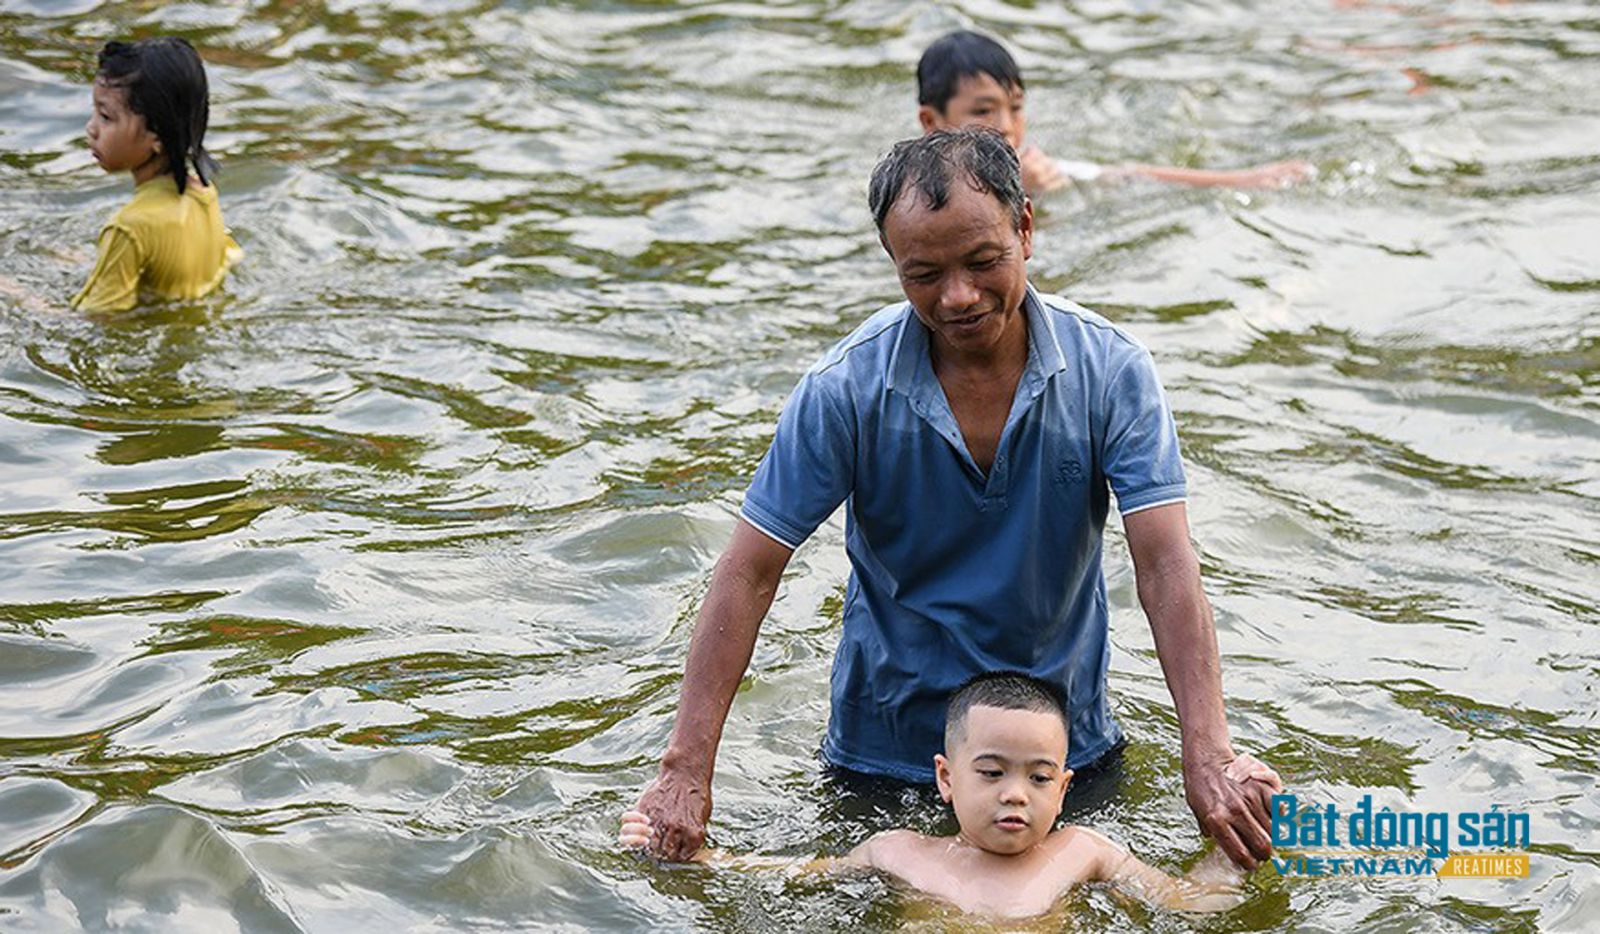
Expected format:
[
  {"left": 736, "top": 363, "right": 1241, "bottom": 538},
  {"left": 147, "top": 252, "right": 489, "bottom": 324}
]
[
  {"left": 938, "top": 272, "right": 979, "bottom": 312},
  {"left": 999, "top": 779, "right": 1028, "bottom": 804}
]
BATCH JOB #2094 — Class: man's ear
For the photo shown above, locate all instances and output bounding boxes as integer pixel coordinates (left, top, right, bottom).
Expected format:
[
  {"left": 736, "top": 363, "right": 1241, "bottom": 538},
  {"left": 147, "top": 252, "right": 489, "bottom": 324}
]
[
  {"left": 917, "top": 105, "right": 943, "bottom": 135},
  {"left": 934, "top": 753, "right": 954, "bottom": 803},
  {"left": 1059, "top": 767, "right": 1075, "bottom": 802},
  {"left": 1018, "top": 198, "right": 1035, "bottom": 261}
]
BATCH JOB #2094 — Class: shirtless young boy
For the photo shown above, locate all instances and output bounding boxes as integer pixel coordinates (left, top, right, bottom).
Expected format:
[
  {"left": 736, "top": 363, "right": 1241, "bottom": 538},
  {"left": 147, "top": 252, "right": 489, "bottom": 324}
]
[
  {"left": 916, "top": 30, "right": 1314, "bottom": 196},
  {"left": 621, "top": 671, "right": 1280, "bottom": 919}
]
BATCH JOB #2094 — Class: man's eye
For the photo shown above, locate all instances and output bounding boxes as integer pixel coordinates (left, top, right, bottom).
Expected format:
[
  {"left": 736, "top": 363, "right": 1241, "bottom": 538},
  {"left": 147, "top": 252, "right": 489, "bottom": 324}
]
[
  {"left": 979, "top": 769, "right": 1002, "bottom": 779},
  {"left": 1031, "top": 774, "right": 1052, "bottom": 784},
  {"left": 971, "top": 257, "right": 999, "bottom": 270}
]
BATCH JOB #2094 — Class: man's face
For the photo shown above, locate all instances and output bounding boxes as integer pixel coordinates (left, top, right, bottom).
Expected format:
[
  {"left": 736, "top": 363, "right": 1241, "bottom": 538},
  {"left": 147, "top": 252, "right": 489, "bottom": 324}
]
[
  {"left": 919, "top": 74, "right": 1027, "bottom": 150},
  {"left": 935, "top": 705, "right": 1072, "bottom": 855},
  {"left": 86, "top": 80, "right": 158, "bottom": 175},
  {"left": 880, "top": 178, "right": 1033, "bottom": 358}
]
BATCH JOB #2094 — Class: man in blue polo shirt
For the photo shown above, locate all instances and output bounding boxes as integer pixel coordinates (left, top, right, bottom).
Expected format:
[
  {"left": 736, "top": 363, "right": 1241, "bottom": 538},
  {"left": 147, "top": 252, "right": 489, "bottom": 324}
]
[{"left": 633, "top": 127, "right": 1279, "bottom": 870}]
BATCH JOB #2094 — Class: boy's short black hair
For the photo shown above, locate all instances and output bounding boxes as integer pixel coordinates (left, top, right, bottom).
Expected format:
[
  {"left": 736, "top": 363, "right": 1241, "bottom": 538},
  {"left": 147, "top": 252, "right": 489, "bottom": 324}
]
[
  {"left": 917, "top": 30, "right": 1025, "bottom": 113},
  {"left": 96, "top": 37, "right": 217, "bottom": 194},
  {"left": 944, "top": 671, "right": 1069, "bottom": 751}
]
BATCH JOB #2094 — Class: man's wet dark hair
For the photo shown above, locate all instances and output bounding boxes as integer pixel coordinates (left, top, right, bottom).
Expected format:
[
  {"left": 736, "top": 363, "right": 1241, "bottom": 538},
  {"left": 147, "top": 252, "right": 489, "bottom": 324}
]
[
  {"left": 944, "top": 671, "right": 1069, "bottom": 751},
  {"left": 917, "top": 30, "right": 1024, "bottom": 113},
  {"left": 868, "top": 127, "right": 1026, "bottom": 238},
  {"left": 96, "top": 37, "right": 217, "bottom": 194}
]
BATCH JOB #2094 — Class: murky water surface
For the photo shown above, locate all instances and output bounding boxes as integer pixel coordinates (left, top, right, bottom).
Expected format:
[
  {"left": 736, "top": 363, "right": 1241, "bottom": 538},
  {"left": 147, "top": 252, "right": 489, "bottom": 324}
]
[{"left": 1, "top": 1, "right": 1597, "bottom": 930}]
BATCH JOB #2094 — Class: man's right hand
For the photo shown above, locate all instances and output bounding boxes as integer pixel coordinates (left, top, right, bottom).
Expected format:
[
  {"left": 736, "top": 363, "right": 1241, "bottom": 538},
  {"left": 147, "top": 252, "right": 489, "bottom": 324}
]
[{"left": 632, "top": 765, "right": 713, "bottom": 861}]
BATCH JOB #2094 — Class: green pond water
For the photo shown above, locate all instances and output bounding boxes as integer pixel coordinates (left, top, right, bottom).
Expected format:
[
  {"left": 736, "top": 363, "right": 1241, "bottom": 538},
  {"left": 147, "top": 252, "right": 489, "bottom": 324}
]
[{"left": 1, "top": 1, "right": 1596, "bottom": 931}]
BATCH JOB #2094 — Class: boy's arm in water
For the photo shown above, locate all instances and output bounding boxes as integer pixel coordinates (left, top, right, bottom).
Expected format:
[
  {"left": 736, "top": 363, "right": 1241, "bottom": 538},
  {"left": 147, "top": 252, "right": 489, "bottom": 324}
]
[
  {"left": 1108, "top": 160, "right": 1315, "bottom": 189},
  {"left": 1080, "top": 828, "right": 1251, "bottom": 913},
  {"left": 619, "top": 809, "right": 877, "bottom": 875},
  {"left": 1022, "top": 140, "right": 1313, "bottom": 193}
]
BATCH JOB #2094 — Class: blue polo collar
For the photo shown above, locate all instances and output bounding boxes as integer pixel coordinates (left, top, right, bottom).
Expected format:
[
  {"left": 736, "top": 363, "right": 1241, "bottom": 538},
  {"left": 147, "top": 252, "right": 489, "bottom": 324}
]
[
  {"left": 886, "top": 284, "right": 1067, "bottom": 398},
  {"left": 884, "top": 285, "right": 1069, "bottom": 479}
]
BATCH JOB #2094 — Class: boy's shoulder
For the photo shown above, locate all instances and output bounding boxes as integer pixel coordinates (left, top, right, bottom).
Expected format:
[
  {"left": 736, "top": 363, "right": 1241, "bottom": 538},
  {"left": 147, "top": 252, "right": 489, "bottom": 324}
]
[
  {"left": 1043, "top": 823, "right": 1126, "bottom": 870},
  {"left": 855, "top": 827, "right": 929, "bottom": 857}
]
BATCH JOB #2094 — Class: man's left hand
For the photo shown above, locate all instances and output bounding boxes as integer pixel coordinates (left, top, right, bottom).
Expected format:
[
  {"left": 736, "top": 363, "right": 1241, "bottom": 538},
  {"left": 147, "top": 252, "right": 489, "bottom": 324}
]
[{"left": 1184, "top": 750, "right": 1283, "bottom": 871}]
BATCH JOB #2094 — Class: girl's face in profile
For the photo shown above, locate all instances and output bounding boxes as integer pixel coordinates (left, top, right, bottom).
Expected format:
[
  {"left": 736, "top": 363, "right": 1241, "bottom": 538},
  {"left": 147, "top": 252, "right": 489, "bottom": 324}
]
[{"left": 86, "top": 79, "right": 158, "bottom": 177}]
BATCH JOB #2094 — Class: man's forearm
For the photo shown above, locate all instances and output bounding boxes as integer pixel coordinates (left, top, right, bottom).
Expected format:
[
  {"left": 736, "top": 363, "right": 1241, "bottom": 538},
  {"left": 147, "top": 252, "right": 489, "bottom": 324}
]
[
  {"left": 1137, "top": 547, "right": 1231, "bottom": 759},
  {"left": 661, "top": 523, "right": 788, "bottom": 780}
]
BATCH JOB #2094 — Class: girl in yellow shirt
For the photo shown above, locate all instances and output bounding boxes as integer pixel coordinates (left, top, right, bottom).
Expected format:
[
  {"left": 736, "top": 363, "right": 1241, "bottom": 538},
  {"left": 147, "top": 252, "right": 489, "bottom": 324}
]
[{"left": 74, "top": 37, "right": 241, "bottom": 313}]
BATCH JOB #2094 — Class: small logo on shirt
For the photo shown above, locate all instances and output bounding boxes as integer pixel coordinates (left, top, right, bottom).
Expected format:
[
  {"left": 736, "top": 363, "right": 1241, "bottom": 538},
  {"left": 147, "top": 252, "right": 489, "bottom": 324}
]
[{"left": 1054, "top": 459, "right": 1085, "bottom": 485}]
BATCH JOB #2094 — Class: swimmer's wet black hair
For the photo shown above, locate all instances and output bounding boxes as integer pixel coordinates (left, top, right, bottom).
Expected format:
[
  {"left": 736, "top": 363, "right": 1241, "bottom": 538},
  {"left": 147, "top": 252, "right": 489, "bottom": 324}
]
[
  {"left": 96, "top": 37, "right": 217, "bottom": 194},
  {"left": 917, "top": 30, "right": 1024, "bottom": 113},
  {"left": 868, "top": 127, "right": 1025, "bottom": 240},
  {"left": 944, "top": 671, "right": 1069, "bottom": 751}
]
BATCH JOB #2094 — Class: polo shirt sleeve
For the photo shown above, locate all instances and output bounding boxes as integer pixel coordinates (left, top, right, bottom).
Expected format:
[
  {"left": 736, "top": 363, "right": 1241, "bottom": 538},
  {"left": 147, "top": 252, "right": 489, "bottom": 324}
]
[
  {"left": 1100, "top": 343, "right": 1187, "bottom": 516},
  {"left": 739, "top": 371, "right": 855, "bottom": 550}
]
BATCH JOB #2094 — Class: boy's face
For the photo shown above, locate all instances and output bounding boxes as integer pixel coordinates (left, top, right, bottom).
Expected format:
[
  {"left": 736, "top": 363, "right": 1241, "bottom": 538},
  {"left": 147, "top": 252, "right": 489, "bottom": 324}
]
[
  {"left": 934, "top": 705, "right": 1072, "bottom": 856},
  {"left": 87, "top": 80, "right": 158, "bottom": 175},
  {"left": 918, "top": 74, "right": 1027, "bottom": 151}
]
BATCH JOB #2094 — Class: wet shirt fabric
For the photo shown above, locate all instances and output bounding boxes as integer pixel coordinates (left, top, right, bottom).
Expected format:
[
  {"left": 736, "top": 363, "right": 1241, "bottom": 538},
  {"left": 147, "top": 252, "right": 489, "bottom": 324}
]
[
  {"left": 741, "top": 288, "right": 1187, "bottom": 781},
  {"left": 73, "top": 176, "right": 242, "bottom": 313}
]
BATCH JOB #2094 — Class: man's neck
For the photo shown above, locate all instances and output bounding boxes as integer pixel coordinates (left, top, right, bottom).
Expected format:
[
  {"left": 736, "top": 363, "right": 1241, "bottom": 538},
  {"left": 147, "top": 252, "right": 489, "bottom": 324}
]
[{"left": 929, "top": 303, "right": 1029, "bottom": 381}]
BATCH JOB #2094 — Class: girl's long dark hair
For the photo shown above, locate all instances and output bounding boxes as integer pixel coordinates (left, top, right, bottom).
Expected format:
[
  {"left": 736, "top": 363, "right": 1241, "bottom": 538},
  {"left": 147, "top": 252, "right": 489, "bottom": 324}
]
[{"left": 96, "top": 37, "right": 218, "bottom": 194}]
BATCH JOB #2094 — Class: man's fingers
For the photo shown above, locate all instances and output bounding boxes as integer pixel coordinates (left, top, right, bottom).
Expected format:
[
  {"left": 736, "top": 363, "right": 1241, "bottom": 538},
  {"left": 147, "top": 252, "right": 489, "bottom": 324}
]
[
  {"left": 658, "top": 823, "right": 700, "bottom": 862},
  {"left": 1251, "top": 769, "right": 1283, "bottom": 790},
  {"left": 1220, "top": 782, "right": 1275, "bottom": 864},
  {"left": 1243, "top": 779, "right": 1274, "bottom": 833},
  {"left": 1211, "top": 820, "right": 1256, "bottom": 871},
  {"left": 657, "top": 824, "right": 681, "bottom": 859}
]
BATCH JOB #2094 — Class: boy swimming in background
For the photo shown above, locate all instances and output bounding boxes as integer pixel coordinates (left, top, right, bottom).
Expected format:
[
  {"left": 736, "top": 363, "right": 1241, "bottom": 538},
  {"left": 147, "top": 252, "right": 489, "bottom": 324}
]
[
  {"left": 75, "top": 37, "right": 241, "bottom": 313},
  {"left": 621, "top": 672, "right": 1281, "bottom": 919},
  {"left": 917, "top": 30, "right": 1314, "bottom": 196}
]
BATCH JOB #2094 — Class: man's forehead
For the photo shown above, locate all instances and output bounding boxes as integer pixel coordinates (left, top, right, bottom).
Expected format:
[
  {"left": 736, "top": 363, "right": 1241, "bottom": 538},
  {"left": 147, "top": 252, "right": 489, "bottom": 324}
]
[{"left": 883, "top": 184, "right": 1014, "bottom": 255}]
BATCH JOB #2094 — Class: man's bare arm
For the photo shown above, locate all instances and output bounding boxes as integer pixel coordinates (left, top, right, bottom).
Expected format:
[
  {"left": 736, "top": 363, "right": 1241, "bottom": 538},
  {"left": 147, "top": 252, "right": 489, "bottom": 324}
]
[
  {"left": 632, "top": 519, "right": 794, "bottom": 860},
  {"left": 1123, "top": 503, "right": 1277, "bottom": 869}
]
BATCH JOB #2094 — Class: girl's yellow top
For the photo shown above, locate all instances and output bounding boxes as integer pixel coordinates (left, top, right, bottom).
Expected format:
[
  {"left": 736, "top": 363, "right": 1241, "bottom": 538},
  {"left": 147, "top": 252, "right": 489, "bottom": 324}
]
[{"left": 72, "top": 175, "right": 242, "bottom": 312}]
